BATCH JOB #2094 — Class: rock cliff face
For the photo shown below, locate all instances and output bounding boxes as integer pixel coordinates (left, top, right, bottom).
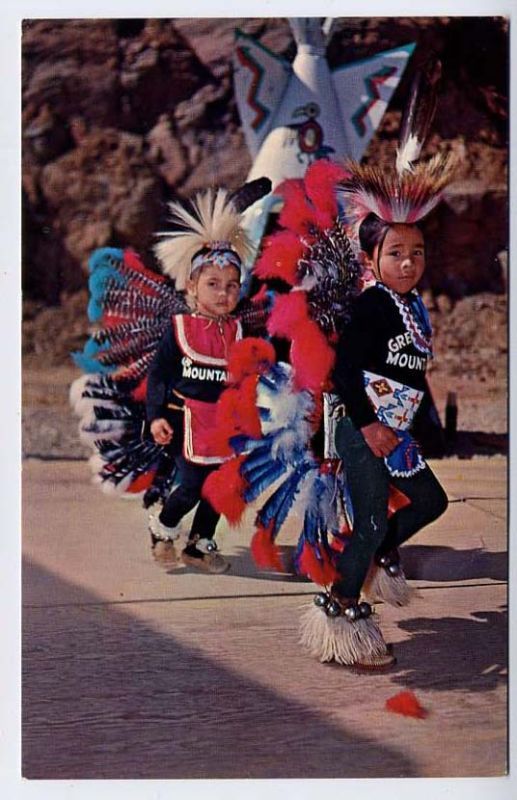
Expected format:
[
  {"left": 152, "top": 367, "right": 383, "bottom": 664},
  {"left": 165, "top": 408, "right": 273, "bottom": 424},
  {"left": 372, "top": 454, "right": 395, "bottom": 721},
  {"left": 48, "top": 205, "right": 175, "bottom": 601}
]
[{"left": 22, "top": 16, "right": 508, "bottom": 307}]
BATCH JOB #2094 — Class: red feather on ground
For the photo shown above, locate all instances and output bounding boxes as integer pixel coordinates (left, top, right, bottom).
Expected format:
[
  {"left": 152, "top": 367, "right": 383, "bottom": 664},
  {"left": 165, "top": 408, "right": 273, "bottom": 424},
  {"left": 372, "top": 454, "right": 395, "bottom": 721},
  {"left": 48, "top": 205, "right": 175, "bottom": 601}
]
[{"left": 385, "top": 691, "right": 428, "bottom": 719}]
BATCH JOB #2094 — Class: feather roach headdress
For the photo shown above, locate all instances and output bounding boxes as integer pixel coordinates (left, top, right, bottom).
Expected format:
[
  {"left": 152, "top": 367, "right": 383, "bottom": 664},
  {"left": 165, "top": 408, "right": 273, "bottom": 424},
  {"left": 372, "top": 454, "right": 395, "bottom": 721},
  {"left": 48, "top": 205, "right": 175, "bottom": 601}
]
[
  {"left": 154, "top": 178, "right": 271, "bottom": 290},
  {"left": 337, "top": 59, "right": 456, "bottom": 234},
  {"left": 338, "top": 152, "right": 456, "bottom": 229}
]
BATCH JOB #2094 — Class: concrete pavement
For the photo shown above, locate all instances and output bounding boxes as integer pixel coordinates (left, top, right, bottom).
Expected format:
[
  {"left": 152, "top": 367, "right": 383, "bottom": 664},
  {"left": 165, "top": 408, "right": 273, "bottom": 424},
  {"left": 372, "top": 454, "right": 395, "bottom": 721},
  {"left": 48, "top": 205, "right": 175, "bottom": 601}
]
[{"left": 22, "top": 456, "right": 507, "bottom": 779}]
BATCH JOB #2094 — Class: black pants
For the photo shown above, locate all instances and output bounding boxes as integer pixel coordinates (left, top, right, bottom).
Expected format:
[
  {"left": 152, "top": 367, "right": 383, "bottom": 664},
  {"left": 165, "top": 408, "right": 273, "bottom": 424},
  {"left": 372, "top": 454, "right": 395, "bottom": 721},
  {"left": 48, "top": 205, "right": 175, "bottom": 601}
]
[
  {"left": 332, "top": 417, "right": 448, "bottom": 599},
  {"left": 158, "top": 455, "right": 220, "bottom": 540}
]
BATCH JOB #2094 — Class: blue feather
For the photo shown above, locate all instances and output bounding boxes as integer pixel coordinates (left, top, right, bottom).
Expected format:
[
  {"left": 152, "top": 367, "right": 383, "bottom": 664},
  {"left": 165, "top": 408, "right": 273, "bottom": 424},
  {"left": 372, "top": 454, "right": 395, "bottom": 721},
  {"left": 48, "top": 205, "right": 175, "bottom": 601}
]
[
  {"left": 230, "top": 433, "right": 276, "bottom": 457},
  {"left": 257, "top": 462, "right": 313, "bottom": 537},
  {"left": 228, "top": 434, "right": 254, "bottom": 454},
  {"left": 257, "top": 363, "right": 290, "bottom": 392},
  {"left": 84, "top": 338, "right": 111, "bottom": 358},
  {"left": 243, "top": 460, "right": 287, "bottom": 503},
  {"left": 87, "top": 297, "right": 103, "bottom": 322},
  {"left": 88, "top": 247, "right": 124, "bottom": 273},
  {"left": 240, "top": 445, "right": 278, "bottom": 473},
  {"left": 88, "top": 264, "right": 126, "bottom": 296},
  {"left": 71, "top": 351, "right": 113, "bottom": 374}
]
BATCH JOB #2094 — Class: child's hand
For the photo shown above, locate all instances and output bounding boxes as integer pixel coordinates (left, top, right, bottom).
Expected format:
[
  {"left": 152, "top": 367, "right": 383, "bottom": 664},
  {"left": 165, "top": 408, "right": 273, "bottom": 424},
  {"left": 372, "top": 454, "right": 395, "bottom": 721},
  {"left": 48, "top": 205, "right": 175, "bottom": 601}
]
[
  {"left": 150, "top": 418, "right": 174, "bottom": 446},
  {"left": 360, "top": 421, "right": 399, "bottom": 458}
]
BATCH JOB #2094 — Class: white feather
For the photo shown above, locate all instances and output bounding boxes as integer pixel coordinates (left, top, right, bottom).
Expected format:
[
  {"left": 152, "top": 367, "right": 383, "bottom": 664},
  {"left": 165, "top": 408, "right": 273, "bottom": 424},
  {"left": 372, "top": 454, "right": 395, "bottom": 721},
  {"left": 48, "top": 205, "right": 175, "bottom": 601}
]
[
  {"left": 396, "top": 133, "right": 422, "bottom": 175},
  {"left": 69, "top": 374, "right": 93, "bottom": 413}
]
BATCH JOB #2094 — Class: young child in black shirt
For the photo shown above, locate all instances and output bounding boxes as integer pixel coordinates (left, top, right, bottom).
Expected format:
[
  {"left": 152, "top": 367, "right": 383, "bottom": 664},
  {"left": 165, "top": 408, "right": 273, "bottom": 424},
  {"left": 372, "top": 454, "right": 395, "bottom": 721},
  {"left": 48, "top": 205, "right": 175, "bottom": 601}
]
[
  {"left": 331, "top": 214, "right": 448, "bottom": 643},
  {"left": 299, "top": 151, "right": 455, "bottom": 671}
]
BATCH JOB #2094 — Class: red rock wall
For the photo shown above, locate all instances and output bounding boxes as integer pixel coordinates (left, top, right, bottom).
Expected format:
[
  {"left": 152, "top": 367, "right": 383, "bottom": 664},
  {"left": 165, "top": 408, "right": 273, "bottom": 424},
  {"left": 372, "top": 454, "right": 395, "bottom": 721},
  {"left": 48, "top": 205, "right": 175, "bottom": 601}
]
[{"left": 22, "top": 17, "right": 508, "bottom": 303}]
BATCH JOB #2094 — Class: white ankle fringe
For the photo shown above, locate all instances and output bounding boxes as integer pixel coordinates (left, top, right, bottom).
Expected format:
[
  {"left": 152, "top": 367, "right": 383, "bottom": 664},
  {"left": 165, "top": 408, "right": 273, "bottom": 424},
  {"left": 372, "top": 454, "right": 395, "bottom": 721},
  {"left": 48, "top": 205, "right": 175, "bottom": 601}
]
[
  {"left": 361, "top": 563, "right": 416, "bottom": 607},
  {"left": 299, "top": 604, "right": 388, "bottom": 665}
]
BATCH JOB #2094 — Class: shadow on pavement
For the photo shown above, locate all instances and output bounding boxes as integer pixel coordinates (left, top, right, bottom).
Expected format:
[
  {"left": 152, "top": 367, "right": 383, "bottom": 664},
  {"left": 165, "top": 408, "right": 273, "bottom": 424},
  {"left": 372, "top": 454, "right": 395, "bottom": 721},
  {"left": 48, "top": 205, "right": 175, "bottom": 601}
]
[
  {"left": 23, "top": 558, "right": 416, "bottom": 780},
  {"left": 392, "top": 606, "right": 508, "bottom": 694},
  {"left": 402, "top": 544, "right": 508, "bottom": 583},
  {"left": 162, "top": 542, "right": 508, "bottom": 588},
  {"left": 447, "top": 431, "right": 508, "bottom": 458},
  {"left": 161, "top": 544, "right": 310, "bottom": 583}
]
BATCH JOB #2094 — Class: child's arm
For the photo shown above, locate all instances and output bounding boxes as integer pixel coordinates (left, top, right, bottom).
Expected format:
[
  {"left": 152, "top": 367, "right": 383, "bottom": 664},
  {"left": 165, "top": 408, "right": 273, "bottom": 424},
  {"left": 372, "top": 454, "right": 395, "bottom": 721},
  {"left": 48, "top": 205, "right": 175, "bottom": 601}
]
[
  {"left": 333, "top": 292, "right": 398, "bottom": 457},
  {"left": 150, "top": 418, "right": 173, "bottom": 445},
  {"left": 359, "top": 420, "right": 399, "bottom": 457},
  {"left": 146, "top": 326, "right": 180, "bottom": 444}
]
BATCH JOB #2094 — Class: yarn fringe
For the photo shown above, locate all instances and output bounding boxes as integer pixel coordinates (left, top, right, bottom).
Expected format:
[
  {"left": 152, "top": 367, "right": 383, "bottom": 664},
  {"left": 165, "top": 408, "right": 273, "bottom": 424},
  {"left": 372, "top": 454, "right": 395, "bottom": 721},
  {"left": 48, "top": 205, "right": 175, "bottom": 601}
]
[
  {"left": 361, "top": 561, "right": 417, "bottom": 607},
  {"left": 299, "top": 603, "right": 388, "bottom": 665}
]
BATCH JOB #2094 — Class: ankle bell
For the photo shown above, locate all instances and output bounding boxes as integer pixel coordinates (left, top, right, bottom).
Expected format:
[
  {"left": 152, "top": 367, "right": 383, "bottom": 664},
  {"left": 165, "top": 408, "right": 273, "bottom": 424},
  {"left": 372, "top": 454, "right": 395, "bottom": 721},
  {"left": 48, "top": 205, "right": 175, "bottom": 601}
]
[
  {"left": 376, "top": 550, "right": 401, "bottom": 575},
  {"left": 313, "top": 592, "right": 372, "bottom": 621}
]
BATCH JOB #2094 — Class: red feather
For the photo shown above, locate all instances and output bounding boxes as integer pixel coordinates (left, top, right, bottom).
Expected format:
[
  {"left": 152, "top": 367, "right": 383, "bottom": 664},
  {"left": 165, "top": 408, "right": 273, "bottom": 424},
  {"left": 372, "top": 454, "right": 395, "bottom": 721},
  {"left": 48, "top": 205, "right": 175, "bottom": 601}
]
[
  {"left": 131, "top": 376, "right": 148, "bottom": 402},
  {"left": 102, "top": 313, "right": 130, "bottom": 328},
  {"left": 298, "top": 541, "right": 340, "bottom": 586},
  {"left": 254, "top": 231, "right": 305, "bottom": 285},
  {"left": 202, "top": 455, "right": 248, "bottom": 525},
  {"left": 387, "top": 485, "right": 412, "bottom": 517},
  {"left": 216, "top": 375, "right": 261, "bottom": 439},
  {"left": 290, "top": 319, "right": 336, "bottom": 392},
  {"left": 126, "top": 468, "right": 158, "bottom": 494},
  {"left": 208, "top": 377, "right": 261, "bottom": 455},
  {"left": 385, "top": 691, "right": 428, "bottom": 719},
  {"left": 124, "top": 248, "right": 166, "bottom": 283},
  {"left": 251, "top": 524, "right": 285, "bottom": 572},
  {"left": 232, "top": 375, "right": 262, "bottom": 438},
  {"left": 250, "top": 284, "right": 269, "bottom": 303},
  {"left": 266, "top": 291, "right": 309, "bottom": 340},
  {"left": 304, "top": 160, "right": 350, "bottom": 223},
  {"left": 204, "top": 391, "right": 236, "bottom": 456},
  {"left": 227, "top": 338, "right": 276, "bottom": 383},
  {"left": 277, "top": 179, "right": 319, "bottom": 236}
]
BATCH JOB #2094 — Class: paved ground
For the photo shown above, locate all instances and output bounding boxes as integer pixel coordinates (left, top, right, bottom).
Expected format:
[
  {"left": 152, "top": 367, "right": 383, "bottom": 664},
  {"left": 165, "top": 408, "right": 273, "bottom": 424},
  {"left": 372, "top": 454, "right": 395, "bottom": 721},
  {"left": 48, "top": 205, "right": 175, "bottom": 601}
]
[{"left": 21, "top": 455, "right": 508, "bottom": 782}]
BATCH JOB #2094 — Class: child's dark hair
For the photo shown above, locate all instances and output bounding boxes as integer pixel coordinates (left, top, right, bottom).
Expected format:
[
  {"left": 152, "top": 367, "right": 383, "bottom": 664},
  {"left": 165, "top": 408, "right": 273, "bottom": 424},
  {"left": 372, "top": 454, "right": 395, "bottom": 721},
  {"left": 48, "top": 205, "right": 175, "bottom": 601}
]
[
  {"left": 358, "top": 213, "right": 424, "bottom": 259},
  {"left": 358, "top": 213, "right": 391, "bottom": 258}
]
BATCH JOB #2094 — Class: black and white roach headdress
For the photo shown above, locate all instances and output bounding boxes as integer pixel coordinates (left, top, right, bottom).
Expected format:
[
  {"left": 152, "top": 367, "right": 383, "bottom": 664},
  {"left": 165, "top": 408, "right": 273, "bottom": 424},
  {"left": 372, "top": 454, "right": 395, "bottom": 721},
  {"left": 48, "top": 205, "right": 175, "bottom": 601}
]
[{"left": 337, "top": 59, "right": 457, "bottom": 233}]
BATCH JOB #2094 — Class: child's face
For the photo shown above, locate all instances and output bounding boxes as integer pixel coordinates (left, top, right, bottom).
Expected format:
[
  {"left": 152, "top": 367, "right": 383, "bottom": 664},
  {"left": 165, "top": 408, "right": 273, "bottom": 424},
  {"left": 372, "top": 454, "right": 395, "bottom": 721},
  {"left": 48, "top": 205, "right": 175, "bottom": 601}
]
[
  {"left": 189, "top": 264, "right": 241, "bottom": 317},
  {"left": 372, "top": 224, "right": 426, "bottom": 294}
]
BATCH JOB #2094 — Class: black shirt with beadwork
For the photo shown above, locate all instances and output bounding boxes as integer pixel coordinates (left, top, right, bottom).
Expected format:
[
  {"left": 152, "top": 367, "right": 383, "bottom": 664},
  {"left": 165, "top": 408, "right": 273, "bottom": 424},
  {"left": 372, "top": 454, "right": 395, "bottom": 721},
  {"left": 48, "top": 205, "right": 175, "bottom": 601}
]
[{"left": 332, "top": 284, "right": 432, "bottom": 429}]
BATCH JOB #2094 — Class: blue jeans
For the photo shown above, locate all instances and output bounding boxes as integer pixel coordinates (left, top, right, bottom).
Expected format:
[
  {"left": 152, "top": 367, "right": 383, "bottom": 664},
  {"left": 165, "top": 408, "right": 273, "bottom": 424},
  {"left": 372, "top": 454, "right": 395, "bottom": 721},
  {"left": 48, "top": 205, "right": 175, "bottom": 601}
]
[{"left": 333, "top": 416, "right": 448, "bottom": 599}]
